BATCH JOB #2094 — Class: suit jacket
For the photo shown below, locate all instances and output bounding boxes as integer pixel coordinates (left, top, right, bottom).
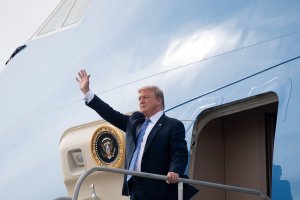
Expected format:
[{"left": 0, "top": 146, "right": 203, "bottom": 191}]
[{"left": 87, "top": 95, "right": 198, "bottom": 200}]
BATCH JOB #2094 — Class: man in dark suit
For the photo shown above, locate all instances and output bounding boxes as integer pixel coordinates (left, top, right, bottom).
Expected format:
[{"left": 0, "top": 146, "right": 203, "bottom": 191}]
[{"left": 76, "top": 69, "right": 197, "bottom": 200}]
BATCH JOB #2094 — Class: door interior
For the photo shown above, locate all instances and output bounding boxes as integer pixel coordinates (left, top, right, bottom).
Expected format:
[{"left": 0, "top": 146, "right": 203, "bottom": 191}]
[{"left": 190, "top": 93, "right": 278, "bottom": 200}]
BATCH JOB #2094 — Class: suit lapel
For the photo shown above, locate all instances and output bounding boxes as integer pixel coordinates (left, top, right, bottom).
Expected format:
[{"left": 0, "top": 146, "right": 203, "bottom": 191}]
[{"left": 143, "top": 114, "right": 166, "bottom": 153}]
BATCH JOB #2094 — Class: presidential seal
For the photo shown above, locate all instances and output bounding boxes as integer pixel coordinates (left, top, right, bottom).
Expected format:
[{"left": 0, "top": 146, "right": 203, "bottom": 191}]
[{"left": 91, "top": 125, "right": 125, "bottom": 168}]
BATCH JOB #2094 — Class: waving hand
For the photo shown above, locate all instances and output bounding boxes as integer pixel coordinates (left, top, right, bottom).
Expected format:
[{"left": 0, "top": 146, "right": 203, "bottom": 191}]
[{"left": 76, "top": 69, "right": 91, "bottom": 94}]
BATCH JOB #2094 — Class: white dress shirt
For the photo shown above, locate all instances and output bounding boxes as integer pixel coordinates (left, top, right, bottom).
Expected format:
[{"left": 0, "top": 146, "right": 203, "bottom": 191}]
[
  {"left": 135, "top": 110, "right": 163, "bottom": 171},
  {"left": 84, "top": 90, "right": 95, "bottom": 103}
]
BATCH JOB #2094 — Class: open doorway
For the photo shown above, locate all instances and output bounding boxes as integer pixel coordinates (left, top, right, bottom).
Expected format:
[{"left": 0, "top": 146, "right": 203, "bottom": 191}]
[{"left": 190, "top": 92, "right": 278, "bottom": 200}]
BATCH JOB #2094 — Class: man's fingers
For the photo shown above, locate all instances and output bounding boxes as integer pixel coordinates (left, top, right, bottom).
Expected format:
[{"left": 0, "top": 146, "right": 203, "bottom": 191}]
[
  {"left": 170, "top": 175, "right": 176, "bottom": 183},
  {"left": 77, "top": 70, "right": 90, "bottom": 82},
  {"left": 78, "top": 71, "right": 83, "bottom": 78},
  {"left": 80, "top": 69, "right": 87, "bottom": 78},
  {"left": 82, "top": 69, "right": 88, "bottom": 77},
  {"left": 166, "top": 172, "right": 179, "bottom": 184},
  {"left": 167, "top": 176, "right": 175, "bottom": 184},
  {"left": 166, "top": 176, "right": 171, "bottom": 184},
  {"left": 87, "top": 74, "right": 91, "bottom": 81},
  {"left": 78, "top": 69, "right": 88, "bottom": 78},
  {"left": 166, "top": 174, "right": 172, "bottom": 184}
]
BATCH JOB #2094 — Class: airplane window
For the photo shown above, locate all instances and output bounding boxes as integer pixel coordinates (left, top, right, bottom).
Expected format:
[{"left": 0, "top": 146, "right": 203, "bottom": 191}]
[
  {"left": 38, "top": 0, "right": 74, "bottom": 36},
  {"left": 35, "top": 0, "right": 90, "bottom": 38},
  {"left": 63, "top": 0, "right": 91, "bottom": 27}
]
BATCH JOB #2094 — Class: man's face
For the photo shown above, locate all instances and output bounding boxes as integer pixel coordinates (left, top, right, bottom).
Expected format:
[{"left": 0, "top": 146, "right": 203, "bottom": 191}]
[{"left": 138, "top": 89, "right": 162, "bottom": 117}]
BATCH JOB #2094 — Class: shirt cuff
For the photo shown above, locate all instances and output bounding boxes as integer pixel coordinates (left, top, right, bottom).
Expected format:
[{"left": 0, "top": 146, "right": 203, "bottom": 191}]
[{"left": 84, "top": 90, "right": 95, "bottom": 103}]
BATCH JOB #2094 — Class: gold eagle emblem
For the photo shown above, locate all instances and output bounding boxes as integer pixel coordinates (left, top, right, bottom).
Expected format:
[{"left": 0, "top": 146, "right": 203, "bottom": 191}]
[{"left": 91, "top": 125, "right": 125, "bottom": 168}]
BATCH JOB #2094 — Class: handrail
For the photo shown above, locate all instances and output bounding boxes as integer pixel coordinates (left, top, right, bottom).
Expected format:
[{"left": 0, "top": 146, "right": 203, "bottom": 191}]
[{"left": 72, "top": 166, "right": 271, "bottom": 200}]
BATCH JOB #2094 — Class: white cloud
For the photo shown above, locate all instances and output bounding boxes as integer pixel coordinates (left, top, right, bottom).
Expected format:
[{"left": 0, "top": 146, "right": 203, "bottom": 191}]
[{"left": 161, "top": 22, "right": 242, "bottom": 70}]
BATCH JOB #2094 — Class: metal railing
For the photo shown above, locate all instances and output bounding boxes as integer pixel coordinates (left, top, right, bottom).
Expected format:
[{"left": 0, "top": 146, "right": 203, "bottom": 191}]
[{"left": 72, "top": 166, "right": 271, "bottom": 200}]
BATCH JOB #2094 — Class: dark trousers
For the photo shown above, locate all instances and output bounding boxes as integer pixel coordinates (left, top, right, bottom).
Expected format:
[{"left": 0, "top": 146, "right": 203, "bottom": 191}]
[
  {"left": 128, "top": 177, "right": 177, "bottom": 200},
  {"left": 128, "top": 176, "right": 199, "bottom": 200},
  {"left": 129, "top": 177, "right": 142, "bottom": 200}
]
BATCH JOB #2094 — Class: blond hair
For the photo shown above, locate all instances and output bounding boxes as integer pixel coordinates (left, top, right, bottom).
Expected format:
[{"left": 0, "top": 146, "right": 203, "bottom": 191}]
[{"left": 138, "top": 86, "right": 165, "bottom": 109}]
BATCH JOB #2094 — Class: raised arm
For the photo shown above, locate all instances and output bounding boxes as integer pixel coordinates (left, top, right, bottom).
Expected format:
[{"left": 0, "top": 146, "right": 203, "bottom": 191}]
[{"left": 76, "top": 69, "right": 129, "bottom": 132}]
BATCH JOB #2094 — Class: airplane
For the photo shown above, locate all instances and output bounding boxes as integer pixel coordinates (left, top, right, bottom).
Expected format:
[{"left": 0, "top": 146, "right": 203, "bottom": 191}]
[{"left": 1, "top": 0, "right": 300, "bottom": 199}]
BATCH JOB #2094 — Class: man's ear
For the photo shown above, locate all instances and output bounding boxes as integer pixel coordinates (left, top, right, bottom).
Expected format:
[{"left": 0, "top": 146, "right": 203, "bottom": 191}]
[{"left": 156, "top": 98, "right": 162, "bottom": 107}]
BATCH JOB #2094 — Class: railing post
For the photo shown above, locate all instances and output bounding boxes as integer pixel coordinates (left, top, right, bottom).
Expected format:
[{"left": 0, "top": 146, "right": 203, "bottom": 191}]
[{"left": 178, "top": 181, "right": 183, "bottom": 200}]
